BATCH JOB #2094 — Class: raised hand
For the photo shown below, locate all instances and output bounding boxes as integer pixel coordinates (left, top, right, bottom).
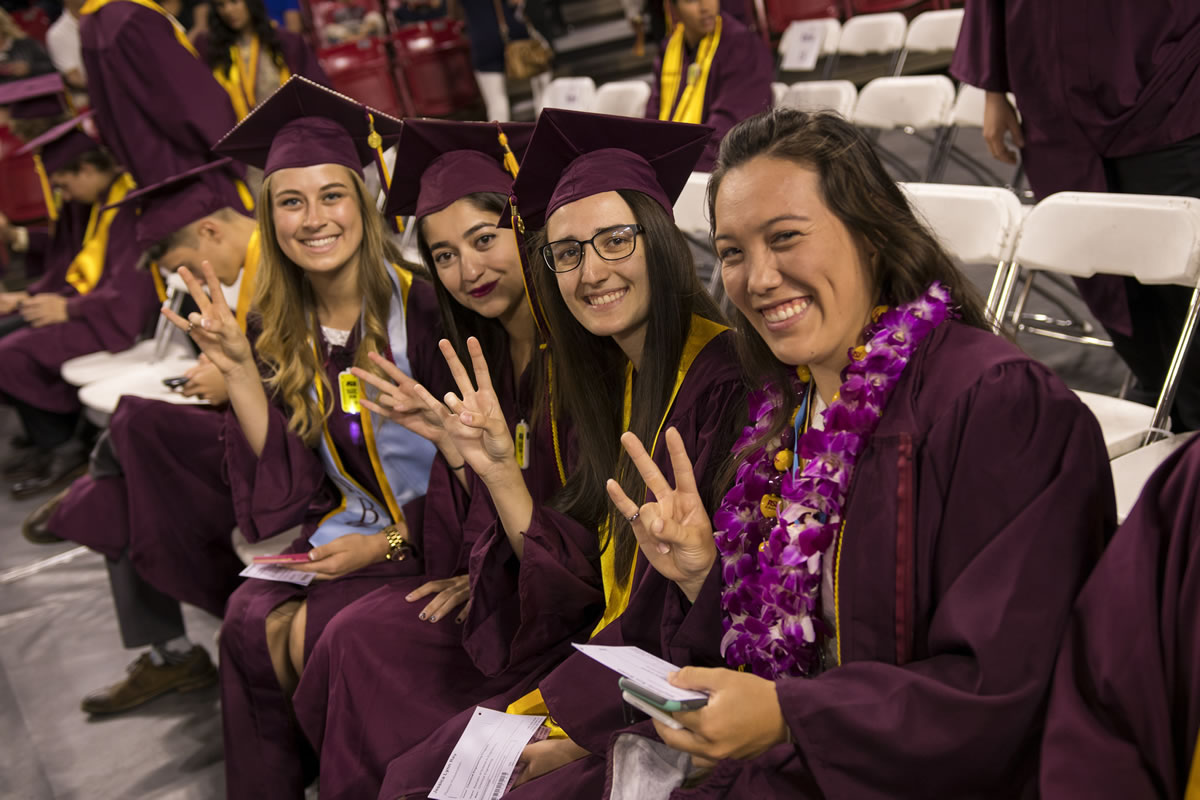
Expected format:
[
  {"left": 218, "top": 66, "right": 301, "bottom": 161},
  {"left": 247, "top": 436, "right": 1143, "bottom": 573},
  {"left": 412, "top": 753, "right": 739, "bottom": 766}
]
[
  {"left": 352, "top": 351, "right": 460, "bottom": 459},
  {"left": 160, "top": 262, "right": 253, "bottom": 376},
  {"left": 606, "top": 427, "right": 717, "bottom": 603},
  {"left": 438, "top": 336, "right": 518, "bottom": 482}
]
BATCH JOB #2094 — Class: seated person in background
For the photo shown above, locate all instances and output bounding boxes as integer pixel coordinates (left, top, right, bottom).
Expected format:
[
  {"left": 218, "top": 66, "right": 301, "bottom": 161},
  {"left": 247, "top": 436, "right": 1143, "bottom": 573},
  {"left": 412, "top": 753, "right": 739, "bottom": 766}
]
[
  {"left": 46, "top": 0, "right": 88, "bottom": 104},
  {"left": 0, "top": 114, "right": 157, "bottom": 498},
  {"left": 321, "top": 0, "right": 384, "bottom": 44},
  {"left": 198, "top": 0, "right": 327, "bottom": 122},
  {"left": 644, "top": 0, "right": 772, "bottom": 171},
  {"left": 1040, "top": 434, "right": 1200, "bottom": 800},
  {"left": 28, "top": 163, "right": 261, "bottom": 714},
  {"left": 0, "top": 8, "right": 55, "bottom": 82}
]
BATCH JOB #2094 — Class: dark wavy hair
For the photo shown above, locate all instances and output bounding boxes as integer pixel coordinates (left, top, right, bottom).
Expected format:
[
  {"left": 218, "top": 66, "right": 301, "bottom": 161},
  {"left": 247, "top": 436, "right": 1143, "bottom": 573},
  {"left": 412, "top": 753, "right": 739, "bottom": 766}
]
[
  {"left": 207, "top": 0, "right": 284, "bottom": 74},
  {"left": 534, "top": 189, "right": 729, "bottom": 585},
  {"left": 708, "top": 109, "right": 990, "bottom": 467}
]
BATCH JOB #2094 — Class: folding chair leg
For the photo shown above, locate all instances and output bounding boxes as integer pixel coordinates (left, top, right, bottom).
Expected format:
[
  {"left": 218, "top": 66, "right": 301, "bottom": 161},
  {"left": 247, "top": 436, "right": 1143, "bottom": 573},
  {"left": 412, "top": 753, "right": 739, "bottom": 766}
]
[{"left": 1145, "top": 282, "right": 1200, "bottom": 445}]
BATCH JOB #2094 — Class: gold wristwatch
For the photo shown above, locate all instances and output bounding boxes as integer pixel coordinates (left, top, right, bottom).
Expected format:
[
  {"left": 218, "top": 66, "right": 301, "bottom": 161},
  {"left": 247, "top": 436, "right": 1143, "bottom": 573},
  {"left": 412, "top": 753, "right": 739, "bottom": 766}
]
[{"left": 382, "top": 524, "right": 409, "bottom": 562}]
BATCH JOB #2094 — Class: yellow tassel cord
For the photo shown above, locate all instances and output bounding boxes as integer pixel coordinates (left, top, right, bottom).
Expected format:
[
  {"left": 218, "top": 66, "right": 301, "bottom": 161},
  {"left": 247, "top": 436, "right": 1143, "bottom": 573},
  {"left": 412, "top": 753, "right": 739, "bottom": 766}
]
[{"left": 657, "top": 16, "right": 722, "bottom": 124}]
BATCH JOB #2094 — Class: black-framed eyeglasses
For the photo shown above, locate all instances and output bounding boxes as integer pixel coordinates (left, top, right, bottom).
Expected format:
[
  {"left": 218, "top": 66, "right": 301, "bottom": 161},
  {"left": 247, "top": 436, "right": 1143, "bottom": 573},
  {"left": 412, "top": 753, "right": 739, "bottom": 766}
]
[{"left": 541, "top": 224, "right": 643, "bottom": 273}]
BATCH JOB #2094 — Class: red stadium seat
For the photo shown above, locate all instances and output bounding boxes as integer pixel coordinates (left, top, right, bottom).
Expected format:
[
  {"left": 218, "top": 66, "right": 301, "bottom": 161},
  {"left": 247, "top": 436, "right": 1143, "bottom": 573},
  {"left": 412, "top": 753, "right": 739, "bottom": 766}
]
[
  {"left": 0, "top": 126, "right": 49, "bottom": 224},
  {"left": 848, "top": 0, "right": 939, "bottom": 17},
  {"left": 13, "top": 7, "right": 50, "bottom": 43},
  {"left": 317, "top": 38, "right": 410, "bottom": 118},
  {"left": 391, "top": 19, "right": 479, "bottom": 117}
]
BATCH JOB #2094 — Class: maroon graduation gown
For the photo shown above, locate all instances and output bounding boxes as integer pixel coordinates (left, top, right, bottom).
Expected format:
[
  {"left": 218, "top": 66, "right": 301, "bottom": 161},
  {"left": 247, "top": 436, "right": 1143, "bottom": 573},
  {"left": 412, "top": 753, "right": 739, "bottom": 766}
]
[
  {"left": 219, "top": 278, "right": 450, "bottom": 800},
  {"left": 192, "top": 28, "right": 330, "bottom": 88},
  {"left": 80, "top": 0, "right": 242, "bottom": 187},
  {"left": 0, "top": 204, "right": 88, "bottom": 332},
  {"left": 1040, "top": 435, "right": 1200, "bottom": 799},
  {"left": 644, "top": 12, "right": 774, "bottom": 172},
  {"left": 49, "top": 397, "right": 244, "bottom": 618},
  {"left": 376, "top": 331, "right": 747, "bottom": 800},
  {"left": 291, "top": 348, "right": 571, "bottom": 800},
  {"left": 571, "top": 321, "right": 1114, "bottom": 800},
  {"left": 950, "top": 0, "right": 1200, "bottom": 337},
  {"left": 0, "top": 200, "right": 157, "bottom": 414}
]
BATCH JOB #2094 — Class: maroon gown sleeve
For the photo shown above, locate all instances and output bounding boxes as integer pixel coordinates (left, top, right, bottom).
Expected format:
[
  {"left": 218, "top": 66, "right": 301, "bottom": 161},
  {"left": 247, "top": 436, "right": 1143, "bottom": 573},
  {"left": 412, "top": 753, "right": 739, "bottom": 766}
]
[
  {"left": 698, "top": 15, "right": 774, "bottom": 169},
  {"left": 1040, "top": 436, "right": 1200, "bottom": 800},
  {"left": 769, "top": 361, "right": 1111, "bottom": 799},
  {"left": 279, "top": 29, "right": 330, "bottom": 86},
  {"left": 949, "top": 0, "right": 1010, "bottom": 92},
  {"left": 62, "top": 207, "right": 158, "bottom": 353}
]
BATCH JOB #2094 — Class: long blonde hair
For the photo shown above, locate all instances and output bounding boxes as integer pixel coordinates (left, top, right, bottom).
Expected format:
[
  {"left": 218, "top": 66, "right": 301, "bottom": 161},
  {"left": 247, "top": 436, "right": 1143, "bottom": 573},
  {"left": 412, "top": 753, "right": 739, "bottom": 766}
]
[{"left": 253, "top": 166, "right": 396, "bottom": 445}]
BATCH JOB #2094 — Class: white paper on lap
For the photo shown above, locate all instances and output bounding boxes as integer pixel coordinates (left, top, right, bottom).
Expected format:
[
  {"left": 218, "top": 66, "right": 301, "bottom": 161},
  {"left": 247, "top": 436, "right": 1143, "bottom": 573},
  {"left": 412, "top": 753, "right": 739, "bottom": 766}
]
[
  {"left": 238, "top": 563, "right": 315, "bottom": 586},
  {"left": 430, "top": 707, "right": 547, "bottom": 800},
  {"left": 571, "top": 644, "right": 707, "bottom": 702}
]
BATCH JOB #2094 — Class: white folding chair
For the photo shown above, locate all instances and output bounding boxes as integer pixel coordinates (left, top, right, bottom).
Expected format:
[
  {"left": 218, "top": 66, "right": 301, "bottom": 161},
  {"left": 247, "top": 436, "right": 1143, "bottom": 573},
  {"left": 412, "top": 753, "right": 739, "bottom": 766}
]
[
  {"left": 837, "top": 12, "right": 907, "bottom": 73},
  {"left": 1008, "top": 192, "right": 1200, "bottom": 458},
  {"left": 926, "top": 84, "right": 1023, "bottom": 186},
  {"left": 771, "top": 81, "right": 788, "bottom": 108},
  {"left": 1110, "top": 432, "right": 1198, "bottom": 523},
  {"left": 851, "top": 75, "right": 956, "bottom": 180},
  {"left": 77, "top": 357, "right": 206, "bottom": 428},
  {"left": 541, "top": 76, "right": 597, "bottom": 113},
  {"left": 780, "top": 80, "right": 857, "bottom": 118},
  {"left": 899, "top": 183, "right": 1023, "bottom": 331},
  {"left": 589, "top": 80, "right": 652, "bottom": 118},
  {"left": 894, "top": 8, "right": 964, "bottom": 75},
  {"left": 778, "top": 18, "right": 841, "bottom": 76},
  {"left": 673, "top": 171, "right": 711, "bottom": 239},
  {"left": 60, "top": 270, "right": 194, "bottom": 387}
]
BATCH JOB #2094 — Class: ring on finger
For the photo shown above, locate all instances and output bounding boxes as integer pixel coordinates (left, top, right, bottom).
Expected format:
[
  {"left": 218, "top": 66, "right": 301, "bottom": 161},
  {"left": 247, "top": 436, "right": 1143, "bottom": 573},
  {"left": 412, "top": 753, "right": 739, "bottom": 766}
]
[{"left": 626, "top": 511, "right": 640, "bottom": 523}]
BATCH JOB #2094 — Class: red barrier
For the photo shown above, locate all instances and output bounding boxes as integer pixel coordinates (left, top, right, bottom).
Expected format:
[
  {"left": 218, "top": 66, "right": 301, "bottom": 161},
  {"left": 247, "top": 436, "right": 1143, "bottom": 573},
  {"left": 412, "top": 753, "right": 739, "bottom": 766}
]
[
  {"left": 391, "top": 19, "right": 479, "bottom": 117},
  {"left": 317, "top": 37, "right": 410, "bottom": 118}
]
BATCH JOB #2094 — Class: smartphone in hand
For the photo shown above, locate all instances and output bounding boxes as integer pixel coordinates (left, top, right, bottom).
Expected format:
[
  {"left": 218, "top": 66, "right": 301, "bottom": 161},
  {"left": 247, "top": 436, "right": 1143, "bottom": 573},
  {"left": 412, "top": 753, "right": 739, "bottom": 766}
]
[
  {"left": 162, "top": 376, "right": 189, "bottom": 390},
  {"left": 619, "top": 677, "right": 708, "bottom": 712}
]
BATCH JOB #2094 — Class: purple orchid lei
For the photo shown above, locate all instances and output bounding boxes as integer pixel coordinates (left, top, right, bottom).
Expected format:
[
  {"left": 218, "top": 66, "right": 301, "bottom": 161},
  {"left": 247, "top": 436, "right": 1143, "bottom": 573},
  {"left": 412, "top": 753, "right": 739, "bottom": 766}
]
[{"left": 714, "top": 281, "right": 955, "bottom": 679}]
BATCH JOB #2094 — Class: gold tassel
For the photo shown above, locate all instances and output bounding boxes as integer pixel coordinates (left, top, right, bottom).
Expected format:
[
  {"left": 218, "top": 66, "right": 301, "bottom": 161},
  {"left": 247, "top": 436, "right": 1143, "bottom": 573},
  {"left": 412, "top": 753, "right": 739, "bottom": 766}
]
[
  {"left": 496, "top": 126, "right": 520, "bottom": 179},
  {"left": 32, "top": 154, "right": 58, "bottom": 222}
]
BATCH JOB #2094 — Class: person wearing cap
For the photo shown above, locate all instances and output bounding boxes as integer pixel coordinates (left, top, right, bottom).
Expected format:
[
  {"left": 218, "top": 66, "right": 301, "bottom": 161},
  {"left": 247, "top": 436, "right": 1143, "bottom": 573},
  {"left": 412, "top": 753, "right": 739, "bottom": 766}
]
[
  {"left": 645, "top": 0, "right": 772, "bottom": 172},
  {"left": 287, "top": 119, "right": 579, "bottom": 800},
  {"left": 21, "top": 164, "right": 262, "bottom": 715},
  {"left": 377, "top": 107, "right": 748, "bottom": 798},
  {"left": 79, "top": 0, "right": 248, "bottom": 201},
  {"left": 159, "top": 76, "right": 450, "bottom": 799},
  {"left": 0, "top": 114, "right": 159, "bottom": 499},
  {"left": 197, "top": 0, "right": 327, "bottom": 122},
  {"left": 1039, "top": 435, "right": 1200, "bottom": 800},
  {"left": 569, "top": 110, "right": 1109, "bottom": 798}
]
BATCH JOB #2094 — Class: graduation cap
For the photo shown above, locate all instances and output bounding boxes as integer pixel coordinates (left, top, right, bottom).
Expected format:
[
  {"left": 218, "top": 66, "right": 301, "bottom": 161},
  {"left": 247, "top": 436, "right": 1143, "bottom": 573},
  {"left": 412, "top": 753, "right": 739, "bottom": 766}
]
[
  {"left": 505, "top": 108, "right": 712, "bottom": 232},
  {"left": 212, "top": 75, "right": 404, "bottom": 191},
  {"left": 13, "top": 111, "right": 101, "bottom": 221},
  {"left": 105, "top": 158, "right": 247, "bottom": 251},
  {"left": 0, "top": 73, "right": 70, "bottom": 120},
  {"left": 384, "top": 120, "right": 533, "bottom": 220}
]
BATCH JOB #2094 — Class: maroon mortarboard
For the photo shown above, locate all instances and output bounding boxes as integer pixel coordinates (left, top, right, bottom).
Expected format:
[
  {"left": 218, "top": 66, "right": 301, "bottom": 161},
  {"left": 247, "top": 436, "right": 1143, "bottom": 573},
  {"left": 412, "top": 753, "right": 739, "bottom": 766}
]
[
  {"left": 15, "top": 111, "right": 100, "bottom": 174},
  {"left": 384, "top": 120, "right": 533, "bottom": 219},
  {"left": 212, "top": 75, "right": 403, "bottom": 189},
  {"left": 0, "top": 73, "right": 69, "bottom": 120},
  {"left": 106, "top": 159, "right": 248, "bottom": 251},
  {"left": 505, "top": 108, "right": 712, "bottom": 231}
]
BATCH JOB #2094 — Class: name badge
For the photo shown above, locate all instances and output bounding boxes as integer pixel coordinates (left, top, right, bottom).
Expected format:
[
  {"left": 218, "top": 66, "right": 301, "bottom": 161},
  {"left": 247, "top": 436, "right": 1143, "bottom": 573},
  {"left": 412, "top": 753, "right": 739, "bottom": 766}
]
[
  {"left": 338, "top": 370, "right": 361, "bottom": 415},
  {"left": 514, "top": 419, "right": 530, "bottom": 470}
]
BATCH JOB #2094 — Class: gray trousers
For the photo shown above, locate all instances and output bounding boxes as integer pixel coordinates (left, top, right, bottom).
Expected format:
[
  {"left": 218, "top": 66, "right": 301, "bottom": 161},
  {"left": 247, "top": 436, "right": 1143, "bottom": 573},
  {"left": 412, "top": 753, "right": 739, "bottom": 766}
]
[{"left": 105, "top": 553, "right": 186, "bottom": 650}]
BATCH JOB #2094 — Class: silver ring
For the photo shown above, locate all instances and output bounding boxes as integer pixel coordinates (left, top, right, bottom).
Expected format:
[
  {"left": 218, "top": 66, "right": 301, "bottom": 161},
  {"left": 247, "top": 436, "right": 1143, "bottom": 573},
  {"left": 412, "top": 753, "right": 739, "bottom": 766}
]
[
  {"left": 187, "top": 321, "right": 194, "bottom": 332},
  {"left": 626, "top": 512, "right": 640, "bottom": 524}
]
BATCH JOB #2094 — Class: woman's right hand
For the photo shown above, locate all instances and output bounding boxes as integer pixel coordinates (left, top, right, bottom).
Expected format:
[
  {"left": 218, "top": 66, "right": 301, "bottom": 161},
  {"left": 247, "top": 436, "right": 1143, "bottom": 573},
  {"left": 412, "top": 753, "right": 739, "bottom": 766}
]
[
  {"left": 982, "top": 91, "right": 1024, "bottom": 165},
  {"left": 438, "top": 336, "right": 519, "bottom": 483},
  {"left": 606, "top": 427, "right": 717, "bottom": 603},
  {"left": 161, "top": 262, "right": 254, "bottom": 376}
]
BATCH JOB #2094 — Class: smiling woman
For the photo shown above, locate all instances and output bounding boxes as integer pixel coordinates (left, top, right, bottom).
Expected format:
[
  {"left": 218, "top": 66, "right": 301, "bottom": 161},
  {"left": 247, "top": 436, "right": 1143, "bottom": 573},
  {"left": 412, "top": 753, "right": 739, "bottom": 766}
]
[{"left": 159, "top": 76, "right": 454, "bottom": 799}]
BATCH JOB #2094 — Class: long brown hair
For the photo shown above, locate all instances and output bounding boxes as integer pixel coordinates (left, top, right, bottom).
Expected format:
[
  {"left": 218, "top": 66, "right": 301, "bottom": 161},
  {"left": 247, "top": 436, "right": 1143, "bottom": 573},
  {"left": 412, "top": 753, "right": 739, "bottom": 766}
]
[
  {"left": 253, "top": 166, "right": 396, "bottom": 444},
  {"left": 707, "top": 108, "right": 990, "bottom": 470},
  {"left": 534, "top": 189, "right": 727, "bottom": 584}
]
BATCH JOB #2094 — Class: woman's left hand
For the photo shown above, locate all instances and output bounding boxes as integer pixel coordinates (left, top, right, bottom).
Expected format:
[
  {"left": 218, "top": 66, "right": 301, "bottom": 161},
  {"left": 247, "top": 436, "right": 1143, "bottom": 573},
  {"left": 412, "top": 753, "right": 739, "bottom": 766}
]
[
  {"left": 289, "top": 531, "right": 393, "bottom": 580},
  {"left": 512, "top": 737, "right": 590, "bottom": 788},
  {"left": 405, "top": 574, "right": 472, "bottom": 623},
  {"left": 652, "top": 667, "right": 789, "bottom": 764},
  {"left": 21, "top": 293, "right": 69, "bottom": 327}
]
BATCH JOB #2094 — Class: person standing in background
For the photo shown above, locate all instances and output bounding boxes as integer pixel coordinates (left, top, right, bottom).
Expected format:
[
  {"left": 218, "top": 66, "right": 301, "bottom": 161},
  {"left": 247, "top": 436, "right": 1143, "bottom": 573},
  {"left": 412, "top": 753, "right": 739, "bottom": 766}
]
[
  {"left": 953, "top": 1, "right": 1200, "bottom": 432},
  {"left": 45, "top": 0, "right": 88, "bottom": 105},
  {"left": 0, "top": 8, "right": 55, "bottom": 82}
]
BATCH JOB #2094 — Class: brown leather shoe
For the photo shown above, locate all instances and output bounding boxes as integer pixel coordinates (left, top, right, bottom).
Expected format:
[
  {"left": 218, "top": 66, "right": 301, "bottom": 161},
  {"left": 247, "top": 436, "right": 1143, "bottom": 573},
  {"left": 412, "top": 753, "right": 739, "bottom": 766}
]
[
  {"left": 22, "top": 485, "right": 69, "bottom": 544},
  {"left": 81, "top": 647, "right": 217, "bottom": 715}
]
